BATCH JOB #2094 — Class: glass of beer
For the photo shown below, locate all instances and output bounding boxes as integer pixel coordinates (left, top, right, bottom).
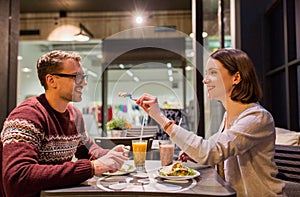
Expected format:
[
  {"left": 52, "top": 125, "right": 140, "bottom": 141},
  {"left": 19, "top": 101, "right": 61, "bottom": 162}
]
[
  {"left": 159, "top": 140, "right": 174, "bottom": 166},
  {"left": 132, "top": 140, "right": 148, "bottom": 171}
]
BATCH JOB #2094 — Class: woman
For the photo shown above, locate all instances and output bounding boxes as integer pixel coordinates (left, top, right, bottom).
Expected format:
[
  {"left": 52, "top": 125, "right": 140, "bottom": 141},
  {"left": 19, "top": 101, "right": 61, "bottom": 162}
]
[{"left": 136, "top": 48, "right": 285, "bottom": 196}]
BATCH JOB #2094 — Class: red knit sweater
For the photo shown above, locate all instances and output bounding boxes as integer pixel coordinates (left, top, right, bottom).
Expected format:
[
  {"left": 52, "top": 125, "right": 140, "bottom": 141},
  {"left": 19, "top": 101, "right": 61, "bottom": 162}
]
[{"left": 1, "top": 94, "right": 109, "bottom": 197}]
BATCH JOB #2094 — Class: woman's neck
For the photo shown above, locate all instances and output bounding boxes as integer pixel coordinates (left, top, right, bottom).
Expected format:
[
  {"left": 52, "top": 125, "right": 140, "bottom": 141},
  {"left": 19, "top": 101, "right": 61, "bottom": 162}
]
[{"left": 224, "top": 100, "right": 253, "bottom": 129}]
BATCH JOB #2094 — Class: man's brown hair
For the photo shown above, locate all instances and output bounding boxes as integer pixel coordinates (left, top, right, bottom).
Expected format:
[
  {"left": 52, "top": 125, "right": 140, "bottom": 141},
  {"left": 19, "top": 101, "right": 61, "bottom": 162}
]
[{"left": 37, "top": 50, "right": 81, "bottom": 89}]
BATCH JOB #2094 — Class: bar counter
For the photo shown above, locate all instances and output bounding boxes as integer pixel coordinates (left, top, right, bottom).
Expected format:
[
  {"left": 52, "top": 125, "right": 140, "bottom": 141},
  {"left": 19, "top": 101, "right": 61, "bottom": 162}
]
[{"left": 41, "top": 160, "right": 236, "bottom": 197}]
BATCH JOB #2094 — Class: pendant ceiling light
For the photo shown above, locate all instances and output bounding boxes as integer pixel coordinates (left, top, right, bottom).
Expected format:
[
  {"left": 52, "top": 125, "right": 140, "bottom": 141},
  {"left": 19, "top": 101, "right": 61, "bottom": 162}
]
[
  {"left": 74, "top": 23, "right": 94, "bottom": 42},
  {"left": 47, "top": 25, "right": 80, "bottom": 41}
]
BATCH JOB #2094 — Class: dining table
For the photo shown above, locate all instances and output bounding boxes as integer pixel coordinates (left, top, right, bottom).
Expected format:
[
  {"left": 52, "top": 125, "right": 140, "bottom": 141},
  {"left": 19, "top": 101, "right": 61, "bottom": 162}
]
[{"left": 40, "top": 160, "right": 236, "bottom": 197}]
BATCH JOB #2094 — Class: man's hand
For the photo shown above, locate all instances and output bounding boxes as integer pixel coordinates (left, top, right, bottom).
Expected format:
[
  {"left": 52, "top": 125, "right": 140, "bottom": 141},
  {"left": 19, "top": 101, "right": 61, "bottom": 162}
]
[
  {"left": 112, "top": 144, "right": 130, "bottom": 157},
  {"left": 93, "top": 149, "right": 128, "bottom": 175}
]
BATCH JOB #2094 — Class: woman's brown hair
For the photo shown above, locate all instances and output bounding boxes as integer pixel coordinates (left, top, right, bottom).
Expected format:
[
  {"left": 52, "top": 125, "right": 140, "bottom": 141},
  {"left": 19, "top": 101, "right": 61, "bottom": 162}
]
[{"left": 210, "top": 48, "right": 262, "bottom": 103}]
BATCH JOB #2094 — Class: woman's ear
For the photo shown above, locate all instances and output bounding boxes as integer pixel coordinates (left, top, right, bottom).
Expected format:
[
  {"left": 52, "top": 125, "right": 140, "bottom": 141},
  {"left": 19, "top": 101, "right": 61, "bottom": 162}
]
[{"left": 233, "top": 71, "right": 241, "bottom": 85}]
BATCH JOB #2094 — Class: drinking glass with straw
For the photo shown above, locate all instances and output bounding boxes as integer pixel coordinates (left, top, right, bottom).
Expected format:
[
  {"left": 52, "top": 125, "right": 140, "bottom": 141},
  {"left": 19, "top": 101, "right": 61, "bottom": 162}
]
[{"left": 132, "top": 115, "right": 147, "bottom": 171}]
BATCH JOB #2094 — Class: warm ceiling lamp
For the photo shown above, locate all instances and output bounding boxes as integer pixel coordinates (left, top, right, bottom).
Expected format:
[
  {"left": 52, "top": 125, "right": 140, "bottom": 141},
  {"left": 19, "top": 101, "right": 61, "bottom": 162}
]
[
  {"left": 47, "top": 23, "right": 94, "bottom": 41},
  {"left": 74, "top": 23, "right": 94, "bottom": 42},
  {"left": 48, "top": 25, "right": 80, "bottom": 41},
  {"left": 135, "top": 16, "right": 144, "bottom": 24}
]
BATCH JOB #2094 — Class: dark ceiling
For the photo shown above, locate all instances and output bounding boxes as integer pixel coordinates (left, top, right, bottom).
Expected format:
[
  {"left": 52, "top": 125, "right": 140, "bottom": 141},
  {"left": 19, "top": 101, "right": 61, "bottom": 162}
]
[{"left": 20, "top": 0, "right": 191, "bottom": 13}]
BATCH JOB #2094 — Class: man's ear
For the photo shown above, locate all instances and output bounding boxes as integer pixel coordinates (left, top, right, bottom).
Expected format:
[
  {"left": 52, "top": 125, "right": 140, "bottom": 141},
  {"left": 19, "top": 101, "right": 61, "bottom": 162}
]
[
  {"left": 233, "top": 71, "right": 241, "bottom": 85},
  {"left": 45, "top": 74, "right": 57, "bottom": 89}
]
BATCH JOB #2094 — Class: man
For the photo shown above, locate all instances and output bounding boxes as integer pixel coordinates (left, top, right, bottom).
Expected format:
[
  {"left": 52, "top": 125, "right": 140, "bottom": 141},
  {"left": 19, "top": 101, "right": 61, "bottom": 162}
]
[{"left": 1, "top": 50, "right": 128, "bottom": 197}]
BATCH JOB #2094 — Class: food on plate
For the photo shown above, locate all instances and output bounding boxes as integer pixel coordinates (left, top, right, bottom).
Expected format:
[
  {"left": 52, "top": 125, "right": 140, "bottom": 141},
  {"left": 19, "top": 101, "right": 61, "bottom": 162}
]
[
  {"left": 158, "top": 161, "right": 196, "bottom": 176},
  {"left": 118, "top": 92, "right": 135, "bottom": 100},
  {"left": 117, "top": 164, "right": 135, "bottom": 172},
  {"left": 118, "top": 92, "right": 131, "bottom": 98},
  {"left": 102, "top": 164, "right": 135, "bottom": 175}
]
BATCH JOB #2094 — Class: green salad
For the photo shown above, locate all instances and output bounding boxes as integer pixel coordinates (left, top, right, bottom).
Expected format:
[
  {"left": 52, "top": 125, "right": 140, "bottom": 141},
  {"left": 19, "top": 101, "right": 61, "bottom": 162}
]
[{"left": 159, "top": 162, "right": 196, "bottom": 176}]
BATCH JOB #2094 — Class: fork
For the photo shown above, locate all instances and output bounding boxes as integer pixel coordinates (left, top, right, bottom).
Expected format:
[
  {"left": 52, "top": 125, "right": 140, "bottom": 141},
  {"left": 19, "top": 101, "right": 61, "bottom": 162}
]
[{"left": 118, "top": 92, "right": 135, "bottom": 100}]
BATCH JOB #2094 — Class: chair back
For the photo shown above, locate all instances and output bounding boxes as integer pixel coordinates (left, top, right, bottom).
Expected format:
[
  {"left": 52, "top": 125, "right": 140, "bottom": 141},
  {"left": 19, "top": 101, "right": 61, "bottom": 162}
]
[
  {"left": 127, "top": 126, "right": 159, "bottom": 138},
  {"left": 94, "top": 135, "right": 154, "bottom": 152},
  {"left": 275, "top": 144, "right": 300, "bottom": 182}
]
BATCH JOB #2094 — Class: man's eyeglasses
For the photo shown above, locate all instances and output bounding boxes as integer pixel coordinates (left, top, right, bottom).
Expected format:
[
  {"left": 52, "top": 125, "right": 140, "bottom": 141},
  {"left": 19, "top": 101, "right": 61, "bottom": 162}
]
[{"left": 51, "top": 73, "right": 88, "bottom": 84}]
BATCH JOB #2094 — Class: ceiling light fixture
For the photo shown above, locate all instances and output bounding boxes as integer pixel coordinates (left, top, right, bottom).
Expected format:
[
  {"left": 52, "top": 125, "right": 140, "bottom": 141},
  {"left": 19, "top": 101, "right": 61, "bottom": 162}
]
[
  {"left": 202, "top": 32, "right": 208, "bottom": 38},
  {"left": 126, "top": 70, "right": 133, "bottom": 77},
  {"left": 119, "top": 64, "right": 125, "bottom": 69},
  {"left": 48, "top": 25, "right": 80, "bottom": 41},
  {"left": 21, "top": 67, "right": 32, "bottom": 73},
  {"left": 186, "top": 66, "right": 193, "bottom": 71},
  {"left": 167, "top": 63, "right": 172, "bottom": 68},
  {"left": 74, "top": 23, "right": 94, "bottom": 42},
  {"left": 133, "top": 76, "right": 140, "bottom": 82},
  {"left": 135, "top": 16, "right": 143, "bottom": 24}
]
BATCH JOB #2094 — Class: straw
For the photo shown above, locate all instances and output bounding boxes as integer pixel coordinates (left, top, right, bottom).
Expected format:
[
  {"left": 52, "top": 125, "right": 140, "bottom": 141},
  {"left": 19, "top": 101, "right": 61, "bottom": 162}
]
[
  {"left": 178, "top": 117, "right": 183, "bottom": 127},
  {"left": 140, "top": 115, "right": 146, "bottom": 141}
]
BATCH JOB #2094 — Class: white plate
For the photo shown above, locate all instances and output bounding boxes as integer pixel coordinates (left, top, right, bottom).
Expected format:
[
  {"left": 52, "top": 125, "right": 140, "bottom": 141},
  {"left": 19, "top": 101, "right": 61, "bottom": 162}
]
[
  {"left": 108, "top": 183, "right": 128, "bottom": 190},
  {"left": 183, "top": 161, "right": 210, "bottom": 170},
  {"left": 133, "top": 172, "right": 148, "bottom": 178},
  {"left": 102, "top": 164, "right": 136, "bottom": 176},
  {"left": 157, "top": 169, "right": 200, "bottom": 180},
  {"left": 155, "top": 183, "right": 182, "bottom": 191}
]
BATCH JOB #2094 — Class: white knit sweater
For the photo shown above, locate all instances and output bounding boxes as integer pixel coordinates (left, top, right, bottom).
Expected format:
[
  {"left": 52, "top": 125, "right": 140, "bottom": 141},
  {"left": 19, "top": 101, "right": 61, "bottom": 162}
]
[{"left": 171, "top": 103, "right": 285, "bottom": 197}]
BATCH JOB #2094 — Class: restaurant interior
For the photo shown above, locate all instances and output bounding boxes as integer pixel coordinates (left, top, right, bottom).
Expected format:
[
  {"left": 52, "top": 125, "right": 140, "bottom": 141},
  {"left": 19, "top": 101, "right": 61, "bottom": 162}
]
[
  {"left": 2, "top": 0, "right": 298, "bottom": 132},
  {"left": 0, "top": 0, "right": 300, "bottom": 196}
]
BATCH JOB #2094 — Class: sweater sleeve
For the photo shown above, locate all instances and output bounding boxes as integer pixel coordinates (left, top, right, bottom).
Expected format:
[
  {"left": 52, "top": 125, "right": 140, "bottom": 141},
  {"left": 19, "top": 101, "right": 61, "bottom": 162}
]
[
  {"left": 71, "top": 106, "right": 110, "bottom": 159},
  {"left": 1, "top": 126, "right": 93, "bottom": 197},
  {"left": 75, "top": 136, "right": 110, "bottom": 160},
  {"left": 1, "top": 99, "right": 94, "bottom": 197},
  {"left": 171, "top": 125, "right": 232, "bottom": 165},
  {"left": 170, "top": 105, "right": 274, "bottom": 166}
]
